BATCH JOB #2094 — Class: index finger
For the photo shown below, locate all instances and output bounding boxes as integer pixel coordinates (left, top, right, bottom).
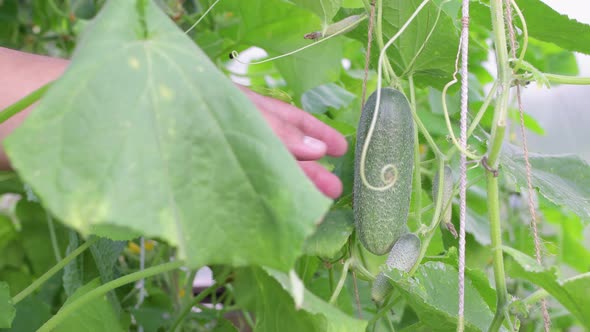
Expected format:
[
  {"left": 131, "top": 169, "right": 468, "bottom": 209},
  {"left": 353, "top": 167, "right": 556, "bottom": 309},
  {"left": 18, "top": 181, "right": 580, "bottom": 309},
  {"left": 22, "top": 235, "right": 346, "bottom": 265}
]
[{"left": 240, "top": 86, "right": 348, "bottom": 157}]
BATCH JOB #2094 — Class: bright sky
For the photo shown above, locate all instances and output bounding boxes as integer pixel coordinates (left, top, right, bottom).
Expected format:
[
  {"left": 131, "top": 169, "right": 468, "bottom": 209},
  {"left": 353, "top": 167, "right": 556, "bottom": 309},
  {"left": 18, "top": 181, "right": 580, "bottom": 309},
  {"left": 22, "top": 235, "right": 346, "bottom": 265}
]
[{"left": 542, "top": 0, "right": 590, "bottom": 24}]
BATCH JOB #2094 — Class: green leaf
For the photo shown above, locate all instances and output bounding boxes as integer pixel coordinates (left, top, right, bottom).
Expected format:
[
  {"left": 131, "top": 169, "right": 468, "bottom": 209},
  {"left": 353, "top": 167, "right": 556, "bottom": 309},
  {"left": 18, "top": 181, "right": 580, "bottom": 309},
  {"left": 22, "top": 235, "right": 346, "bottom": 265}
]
[
  {"left": 507, "top": 109, "right": 545, "bottom": 136},
  {"left": 472, "top": 0, "right": 590, "bottom": 55},
  {"left": 0, "top": 215, "right": 17, "bottom": 252},
  {"left": 130, "top": 307, "right": 173, "bottom": 332},
  {"left": 385, "top": 262, "right": 499, "bottom": 332},
  {"left": 16, "top": 200, "right": 69, "bottom": 276},
  {"left": 4, "top": 296, "right": 51, "bottom": 332},
  {"left": 523, "top": 37, "right": 579, "bottom": 76},
  {"left": 503, "top": 247, "right": 590, "bottom": 328},
  {"left": 89, "top": 236, "right": 126, "bottom": 283},
  {"left": 290, "top": 0, "right": 343, "bottom": 22},
  {"left": 234, "top": 267, "right": 367, "bottom": 332},
  {"left": 542, "top": 208, "right": 590, "bottom": 272},
  {"left": 0, "top": 172, "right": 23, "bottom": 195},
  {"left": 217, "top": 0, "right": 343, "bottom": 99},
  {"left": 343, "top": 0, "right": 461, "bottom": 88},
  {"left": 304, "top": 209, "right": 354, "bottom": 257},
  {"left": 54, "top": 278, "right": 125, "bottom": 332},
  {"left": 5, "top": 0, "right": 331, "bottom": 270},
  {"left": 0, "top": 282, "right": 15, "bottom": 328},
  {"left": 301, "top": 83, "right": 356, "bottom": 115},
  {"left": 423, "top": 248, "right": 497, "bottom": 311},
  {"left": 501, "top": 149, "right": 590, "bottom": 220},
  {"left": 342, "top": 0, "right": 363, "bottom": 8}
]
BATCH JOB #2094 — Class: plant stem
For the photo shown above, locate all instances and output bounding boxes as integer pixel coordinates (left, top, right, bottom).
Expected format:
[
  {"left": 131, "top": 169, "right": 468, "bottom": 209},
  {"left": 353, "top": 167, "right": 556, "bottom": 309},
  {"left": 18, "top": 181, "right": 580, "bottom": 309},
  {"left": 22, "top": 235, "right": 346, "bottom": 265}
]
[
  {"left": 38, "top": 260, "right": 184, "bottom": 332},
  {"left": 375, "top": 0, "right": 396, "bottom": 85},
  {"left": 486, "top": 173, "right": 508, "bottom": 332},
  {"left": 409, "top": 158, "right": 445, "bottom": 275},
  {"left": 545, "top": 73, "right": 590, "bottom": 85},
  {"left": 329, "top": 259, "right": 351, "bottom": 304},
  {"left": 409, "top": 76, "right": 422, "bottom": 226},
  {"left": 0, "top": 82, "right": 52, "bottom": 125},
  {"left": 12, "top": 237, "right": 97, "bottom": 304},
  {"left": 46, "top": 213, "right": 62, "bottom": 262},
  {"left": 486, "top": 0, "right": 511, "bottom": 329}
]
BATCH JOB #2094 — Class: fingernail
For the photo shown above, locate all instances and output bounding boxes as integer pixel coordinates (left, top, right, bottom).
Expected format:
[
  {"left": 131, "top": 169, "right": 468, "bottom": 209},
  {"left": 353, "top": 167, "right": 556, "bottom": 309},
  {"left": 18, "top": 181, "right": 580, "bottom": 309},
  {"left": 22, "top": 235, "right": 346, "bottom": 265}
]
[{"left": 303, "top": 136, "right": 326, "bottom": 153}]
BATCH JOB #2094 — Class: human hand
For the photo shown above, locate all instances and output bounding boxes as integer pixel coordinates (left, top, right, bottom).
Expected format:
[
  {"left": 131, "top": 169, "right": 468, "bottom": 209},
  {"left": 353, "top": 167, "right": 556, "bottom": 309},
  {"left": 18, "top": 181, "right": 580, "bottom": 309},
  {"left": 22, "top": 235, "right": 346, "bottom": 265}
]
[{"left": 238, "top": 86, "right": 348, "bottom": 199}]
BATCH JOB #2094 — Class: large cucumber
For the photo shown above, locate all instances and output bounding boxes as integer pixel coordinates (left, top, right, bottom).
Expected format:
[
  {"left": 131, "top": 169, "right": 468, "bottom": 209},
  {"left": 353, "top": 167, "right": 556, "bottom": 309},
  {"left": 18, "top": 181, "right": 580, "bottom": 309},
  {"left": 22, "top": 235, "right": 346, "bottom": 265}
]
[
  {"left": 354, "top": 88, "right": 415, "bottom": 255},
  {"left": 371, "top": 233, "right": 421, "bottom": 303}
]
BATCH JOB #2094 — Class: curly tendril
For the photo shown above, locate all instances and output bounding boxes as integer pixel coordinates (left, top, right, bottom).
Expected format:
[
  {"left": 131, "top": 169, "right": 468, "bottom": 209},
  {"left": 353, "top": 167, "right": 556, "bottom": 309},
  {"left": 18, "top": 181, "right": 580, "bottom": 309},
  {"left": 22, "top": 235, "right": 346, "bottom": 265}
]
[{"left": 358, "top": 0, "right": 431, "bottom": 191}]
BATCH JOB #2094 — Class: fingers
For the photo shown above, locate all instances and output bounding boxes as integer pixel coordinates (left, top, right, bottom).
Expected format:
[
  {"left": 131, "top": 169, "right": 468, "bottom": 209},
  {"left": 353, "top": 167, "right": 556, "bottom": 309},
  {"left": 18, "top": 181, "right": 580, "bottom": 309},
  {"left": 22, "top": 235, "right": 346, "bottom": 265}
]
[
  {"left": 299, "top": 161, "right": 343, "bottom": 199},
  {"left": 239, "top": 85, "right": 348, "bottom": 157},
  {"left": 262, "top": 112, "right": 327, "bottom": 160}
]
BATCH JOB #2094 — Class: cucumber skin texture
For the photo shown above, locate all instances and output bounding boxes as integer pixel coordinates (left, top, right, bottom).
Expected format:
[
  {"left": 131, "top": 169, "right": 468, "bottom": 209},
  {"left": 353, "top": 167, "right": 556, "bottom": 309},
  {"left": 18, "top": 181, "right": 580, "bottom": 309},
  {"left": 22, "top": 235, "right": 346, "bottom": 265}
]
[
  {"left": 353, "top": 88, "right": 415, "bottom": 255},
  {"left": 371, "top": 233, "right": 421, "bottom": 303}
]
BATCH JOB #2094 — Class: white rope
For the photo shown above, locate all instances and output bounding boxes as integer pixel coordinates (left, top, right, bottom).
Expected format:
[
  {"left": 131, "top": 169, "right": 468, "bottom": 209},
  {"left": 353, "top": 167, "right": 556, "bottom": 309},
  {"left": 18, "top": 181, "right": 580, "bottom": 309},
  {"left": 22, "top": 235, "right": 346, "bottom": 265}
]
[{"left": 457, "top": 0, "right": 470, "bottom": 330}]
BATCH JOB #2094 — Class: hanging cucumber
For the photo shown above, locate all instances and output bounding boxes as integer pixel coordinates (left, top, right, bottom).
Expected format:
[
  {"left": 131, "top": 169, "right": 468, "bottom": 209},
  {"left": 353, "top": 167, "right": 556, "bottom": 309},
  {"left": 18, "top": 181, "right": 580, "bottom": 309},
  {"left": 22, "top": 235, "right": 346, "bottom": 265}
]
[
  {"left": 371, "top": 233, "right": 421, "bottom": 303},
  {"left": 433, "top": 165, "right": 457, "bottom": 238},
  {"left": 353, "top": 87, "right": 415, "bottom": 255}
]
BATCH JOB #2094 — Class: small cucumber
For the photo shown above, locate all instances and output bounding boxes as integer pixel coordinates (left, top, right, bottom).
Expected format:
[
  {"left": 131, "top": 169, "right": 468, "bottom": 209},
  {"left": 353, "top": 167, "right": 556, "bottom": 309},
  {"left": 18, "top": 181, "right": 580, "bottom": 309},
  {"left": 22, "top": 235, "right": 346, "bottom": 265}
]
[
  {"left": 354, "top": 88, "right": 415, "bottom": 255},
  {"left": 433, "top": 165, "right": 457, "bottom": 238},
  {"left": 371, "top": 233, "right": 421, "bottom": 303}
]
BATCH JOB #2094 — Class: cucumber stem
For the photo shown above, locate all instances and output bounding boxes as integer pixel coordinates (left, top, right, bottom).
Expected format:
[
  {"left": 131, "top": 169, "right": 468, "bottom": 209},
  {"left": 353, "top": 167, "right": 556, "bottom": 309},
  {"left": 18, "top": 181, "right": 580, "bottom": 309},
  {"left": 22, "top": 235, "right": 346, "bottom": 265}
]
[
  {"left": 486, "top": 0, "right": 511, "bottom": 329},
  {"left": 544, "top": 73, "right": 590, "bottom": 85},
  {"left": 409, "top": 158, "right": 446, "bottom": 276},
  {"left": 329, "top": 259, "right": 351, "bottom": 304},
  {"left": 376, "top": 0, "right": 395, "bottom": 85},
  {"left": 409, "top": 76, "right": 423, "bottom": 226},
  {"left": 12, "top": 237, "right": 98, "bottom": 304}
]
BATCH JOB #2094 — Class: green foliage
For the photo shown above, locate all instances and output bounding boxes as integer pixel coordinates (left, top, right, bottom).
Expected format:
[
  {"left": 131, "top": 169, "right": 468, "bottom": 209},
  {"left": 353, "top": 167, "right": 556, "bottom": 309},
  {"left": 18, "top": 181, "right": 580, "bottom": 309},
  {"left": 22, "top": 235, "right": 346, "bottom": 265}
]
[
  {"left": 386, "top": 262, "right": 499, "bottom": 332},
  {"left": 0, "top": 0, "right": 589, "bottom": 330},
  {"left": 304, "top": 209, "right": 354, "bottom": 257},
  {"left": 234, "top": 267, "right": 367, "bottom": 332},
  {"left": 504, "top": 247, "right": 590, "bottom": 327},
  {"left": 53, "top": 278, "right": 126, "bottom": 332},
  {"left": 502, "top": 149, "right": 590, "bottom": 220},
  {"left": 0, "top": 282, "right": 15, "bottom": 328}
]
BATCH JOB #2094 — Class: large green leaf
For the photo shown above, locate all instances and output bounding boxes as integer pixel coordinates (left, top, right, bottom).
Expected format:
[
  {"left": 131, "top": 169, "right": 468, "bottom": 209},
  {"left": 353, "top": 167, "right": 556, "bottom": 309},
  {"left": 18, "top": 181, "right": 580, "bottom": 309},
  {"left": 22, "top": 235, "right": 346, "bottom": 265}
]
[
  {"left": 290, "top": 0, "right": 343, "bottom": 22},
  {"left": 301, "top": 83, "right": 356, "bottom": 115},
  {"left": 0, "top": 282, "right": 15, "bottom": 328},
  {"left": 472, "top": 0, "right": 590, "bottom": 56},
  {"left": 385, "top": 262, "right": 499, "bottom": 332},
  {"left": 503, "top": 247, "right": 590, "bottom": 328},
  {"left": 343, "top": 0, "right": 461, "bottom": 88},
  {"left": 303, "top": 209, "right": 353, "bottom": 257},
  {"left": 234, "top": 267, "right": 367, "bottom": 332},
  {"left": 501, "top": 150, "right": 590, "bottom": 220},
  {"left": 217, "top": 0, "right": 343, "bottom": 99},
  {"left": 4, "top": 0, "right": 331, "bottom": 270},
  {"left": 3, "top": 296, "right": 51, "bottom": 332},
  {"left": 53, "top": 278, "right": 125, "bottom": 332}
]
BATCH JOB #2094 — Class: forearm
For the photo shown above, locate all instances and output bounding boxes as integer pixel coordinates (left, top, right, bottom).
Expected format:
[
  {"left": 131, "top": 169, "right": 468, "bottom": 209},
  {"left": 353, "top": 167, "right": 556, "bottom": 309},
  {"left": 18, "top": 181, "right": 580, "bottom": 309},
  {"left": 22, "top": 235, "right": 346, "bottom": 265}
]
[{"left": 0, "top": 47, "right": 68, "bottom": 170}]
